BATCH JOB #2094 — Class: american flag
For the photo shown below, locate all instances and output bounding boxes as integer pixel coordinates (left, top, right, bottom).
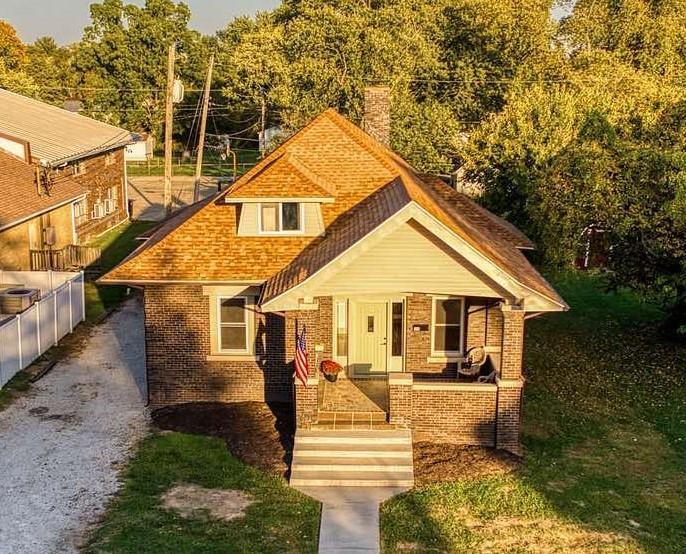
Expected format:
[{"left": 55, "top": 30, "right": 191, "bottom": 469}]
[{"left": 294, "top": 325, "right": 309, "bottom": 386}]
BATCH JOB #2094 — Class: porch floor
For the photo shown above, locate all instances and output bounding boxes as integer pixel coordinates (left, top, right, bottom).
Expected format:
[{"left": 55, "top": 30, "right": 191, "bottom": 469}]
[{"left": 319, "top": 378, "right": 388, "bottom": 413}]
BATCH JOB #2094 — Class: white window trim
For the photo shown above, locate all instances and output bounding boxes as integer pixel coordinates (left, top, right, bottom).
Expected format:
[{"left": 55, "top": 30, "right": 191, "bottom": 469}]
[
  {"left": 216, "top": 295, "right": 252, "bottom": 355},
  {"left": 430, "top": 296, "right": 465, "bottom": 358},
  {"left": 257, "top": 202, "right": 304, "bottom": 235}
]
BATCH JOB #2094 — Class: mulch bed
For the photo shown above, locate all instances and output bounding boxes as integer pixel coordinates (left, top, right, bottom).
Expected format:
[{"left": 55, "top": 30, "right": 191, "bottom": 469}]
[
  {"left": 413, "top": 442, "right": 519, "bottom": 487},
  {"left": 152, "top": 402, "right": 294, "bottom": 478},
  {"left": 152, "top": 403, "right": 520, "bottom": 485}
]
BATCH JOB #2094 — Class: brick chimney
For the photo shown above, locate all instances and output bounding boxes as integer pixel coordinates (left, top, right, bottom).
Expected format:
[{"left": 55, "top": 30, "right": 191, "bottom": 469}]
[{"left": 362, "top": 86, "right": 391, "bottom": 147}]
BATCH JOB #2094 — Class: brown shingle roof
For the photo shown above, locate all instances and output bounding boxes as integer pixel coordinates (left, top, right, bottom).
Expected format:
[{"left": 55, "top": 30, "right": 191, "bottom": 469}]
[
  {"left": 0, "top": 150, "right": 86, "bottom": 230},
  {"left": 102, "top": 109, "right": 564, "bottom": 307}
]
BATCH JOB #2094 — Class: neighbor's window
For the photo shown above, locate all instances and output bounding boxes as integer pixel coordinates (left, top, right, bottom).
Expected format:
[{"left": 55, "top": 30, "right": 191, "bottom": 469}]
[
  {"left": 260, "top": 202, "right": 301, "bottom": 233},
  {"left": 336, "top": 301, "right": 348, "bottom": 357},
  {"left": 73, "top": 199, "right": 87, "bottom": 226},
  {"left": 72, "top": 161, "right": 86, "bottom": 176},
  {"left": 218, "top": 297, "right": 249, "bottom": 353},
  {"left": 432, "top": 297, "right": 463, "bottom": 355}
]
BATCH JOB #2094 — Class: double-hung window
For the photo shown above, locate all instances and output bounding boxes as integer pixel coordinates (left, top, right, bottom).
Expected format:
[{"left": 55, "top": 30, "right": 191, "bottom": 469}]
[
  {"left": 218, "top": 297, "right": 250, "bottom": 353},
  {"left": 259, "top": 202, "right": 302, "bottom": 233},
  {"left": 431, "top": 297, "right": 464, "bottom": 356}
]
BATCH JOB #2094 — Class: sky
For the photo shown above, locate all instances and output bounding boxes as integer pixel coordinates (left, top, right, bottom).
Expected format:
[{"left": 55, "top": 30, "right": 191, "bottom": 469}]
[
  {"left": 2, "top": 0, "right": 573, "bottom": 45},
  {"left": 0, "top": 0, "right": 282, "bottom": 45}
]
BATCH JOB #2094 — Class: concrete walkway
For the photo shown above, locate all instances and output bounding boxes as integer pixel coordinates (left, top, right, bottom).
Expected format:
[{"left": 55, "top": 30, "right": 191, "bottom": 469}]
[
  {"left": 298, "top": 487, "right": 406, "bottom": 553},
  {"left": 0, "top": 298, "right": 148, "bottom": 554}
]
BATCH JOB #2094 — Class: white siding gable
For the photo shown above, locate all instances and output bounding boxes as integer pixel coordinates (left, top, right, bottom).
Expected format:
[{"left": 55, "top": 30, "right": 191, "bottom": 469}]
[{"left": 306, "top": 220, "right": 507, "bottom": 298}]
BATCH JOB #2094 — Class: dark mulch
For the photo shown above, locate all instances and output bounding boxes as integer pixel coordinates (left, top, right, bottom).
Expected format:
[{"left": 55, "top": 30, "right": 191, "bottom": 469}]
[
  {"left": 152, "top": 402, "right": 294, "bottom": 478},
  {"left": 413, "top": 442, "right": 519, "bottom": 487}
]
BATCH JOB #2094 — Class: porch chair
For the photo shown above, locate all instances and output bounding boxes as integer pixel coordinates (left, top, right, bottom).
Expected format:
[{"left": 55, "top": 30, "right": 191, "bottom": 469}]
[{"left": 459, "top": 346, "right": 488, "bottom": 379}]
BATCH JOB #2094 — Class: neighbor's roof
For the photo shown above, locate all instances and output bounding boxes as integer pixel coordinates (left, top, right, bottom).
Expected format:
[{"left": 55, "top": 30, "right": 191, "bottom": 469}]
[
  {"left": 0, "top": 88, "right": 135, "bottom": 166},
  {"left": 0, "top": 150, "right": 86, "bottom": 230},
  {"left": 102, "top": 108, "right": 564, "bottom": 307}
]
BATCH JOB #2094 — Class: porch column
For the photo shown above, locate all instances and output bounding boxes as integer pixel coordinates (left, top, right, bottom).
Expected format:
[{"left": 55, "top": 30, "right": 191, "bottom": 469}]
[
  {"left": 388, "top": 372, "right": 413, "bottom": 428},
  {"left": 496, "top": 304, "right": 525, "bottom": 455},
  {"left": 500, "top": 304, "right": 525, "bottom": 380},
  {"left": 295, "top": 375, "right": 319, "bottom": 430}
]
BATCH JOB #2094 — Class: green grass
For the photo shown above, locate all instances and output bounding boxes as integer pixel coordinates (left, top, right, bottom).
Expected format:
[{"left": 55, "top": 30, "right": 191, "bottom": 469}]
[
  {"left": 84, "top": 220, "right": 155, "bottom": 321},
  {"left": 0, "top": 370, "right": 32, "bottom": 412},
  {"left": 85, "top": 432, "right": 320, "bottom": 554},
  {"left": 382, "top": 271, "right": 686, "bottom": 553},
  {"left": 126, "top": 150, "right": 260, "bottom": 177}
]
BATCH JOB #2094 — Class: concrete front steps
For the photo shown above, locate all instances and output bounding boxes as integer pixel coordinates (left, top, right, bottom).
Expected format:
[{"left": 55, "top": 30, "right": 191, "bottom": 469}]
[{"left": 290, "top": 429, "right": 414, "bottom": 488}]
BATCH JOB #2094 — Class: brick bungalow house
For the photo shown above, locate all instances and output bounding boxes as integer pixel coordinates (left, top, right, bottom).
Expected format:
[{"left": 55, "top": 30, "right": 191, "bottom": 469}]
[
  {"left": 0, "top": 88, "right": 134, "bottom": 270},
  {"left": 102, "top": 88, "right": 567, "bottom": 465}
]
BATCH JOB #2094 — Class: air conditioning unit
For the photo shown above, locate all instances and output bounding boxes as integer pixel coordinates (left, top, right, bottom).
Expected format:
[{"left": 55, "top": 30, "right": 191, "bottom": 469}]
[{"left": 0, "top": 288, "right": 41, "bottom": 314}]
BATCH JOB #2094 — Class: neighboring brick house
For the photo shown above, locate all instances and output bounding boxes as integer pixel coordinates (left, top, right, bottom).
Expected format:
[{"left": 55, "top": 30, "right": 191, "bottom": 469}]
[
  {"left": 0, "top": 88, "right": 134, "bottom": 270},
  {"left": 102, "top": 87, "right": 567, "bottom": 454},
  {"left": 0, "top": 150, "right": 86, "bottom": 270}
]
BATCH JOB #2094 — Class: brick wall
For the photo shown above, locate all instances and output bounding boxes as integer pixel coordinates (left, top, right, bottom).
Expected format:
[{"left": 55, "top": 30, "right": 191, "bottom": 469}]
[
  {"left": 72, "top": 147, "right": 128, "bottom": 240},
  {"left": 388, "top": 374, "right": 412, "bottom": 427},
  {"left": 501, "top": 307, "right": 524, "bottom": 380},
  {"left": 362, "top": 87, "right": 391, "bottom": 146},
  {"left": 495, "top": 384, "right": 523, "bottom": 455},
  {"left": 295, "top": 378, "right": 319, "bottom": 429},
  {"left": 411, "top": 386, "right": 497, "bottom": 444},
  {"left": 144, "top": 286, "right": 333, "bottom": 409},
  {"left": 465, "top": 300, "right": 503, "bottom": 351},
  {"left": 145, "top": 285, "right": 290, "bottom": 407},
  {"left": 406, "top": 294, "right": 436, "bottom": 372}
]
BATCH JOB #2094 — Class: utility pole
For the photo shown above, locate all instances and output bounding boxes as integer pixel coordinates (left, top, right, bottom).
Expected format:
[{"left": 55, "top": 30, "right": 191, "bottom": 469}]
[
  {"left": 163, "top": 42, "right": 176, "bottom": 216},
  {"left": 193, "top": 53, "right": 214, "bottom": 203},
  {"left": 259, "top": 90, "right": 267, "bottom": 157}
]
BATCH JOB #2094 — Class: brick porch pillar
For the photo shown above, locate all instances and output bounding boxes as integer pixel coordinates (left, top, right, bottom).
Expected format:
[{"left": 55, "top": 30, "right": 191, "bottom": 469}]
[
  {"left": 294, "top": 375, "right": 319, "bottom": 430},
  {"left": 388, "top": 372, "right": 413, "bottom": 427},
  {"left": 496, "top": 305, "right": 525, "bottom": 455}
]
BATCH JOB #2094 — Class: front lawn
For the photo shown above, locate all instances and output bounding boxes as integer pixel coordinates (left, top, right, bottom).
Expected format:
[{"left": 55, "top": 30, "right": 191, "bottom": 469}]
[
  {"left": 85, "top": 220, "right": 155, "bottom": 321},
  {"left": 382, "top": 271, "right": 686, "bottom": 553},
  {"left": 85, "top": 432, "right": 320, "bottom": 554}
]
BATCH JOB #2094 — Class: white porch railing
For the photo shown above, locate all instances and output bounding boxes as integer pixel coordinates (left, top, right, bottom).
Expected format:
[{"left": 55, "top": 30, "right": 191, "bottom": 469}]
[{"left": 0, "top": 271, "right": 85, "bottom": 388}]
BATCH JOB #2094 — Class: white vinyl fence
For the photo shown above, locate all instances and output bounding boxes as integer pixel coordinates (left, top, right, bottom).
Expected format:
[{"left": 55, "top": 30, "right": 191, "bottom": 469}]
[{"left": 0, "top": 271, "right": 85, "bottom": 388}]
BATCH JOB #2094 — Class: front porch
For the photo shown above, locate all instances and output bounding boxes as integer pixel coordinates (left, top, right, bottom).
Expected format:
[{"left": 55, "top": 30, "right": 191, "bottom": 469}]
[{"left": 292, "top": 293, "right": 526, "bottom": 454}]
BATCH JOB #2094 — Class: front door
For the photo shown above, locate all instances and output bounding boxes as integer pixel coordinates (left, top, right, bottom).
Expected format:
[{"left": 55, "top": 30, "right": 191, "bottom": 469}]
[{"left": 352, "top": 302, "right": 388, "bottom": 375}]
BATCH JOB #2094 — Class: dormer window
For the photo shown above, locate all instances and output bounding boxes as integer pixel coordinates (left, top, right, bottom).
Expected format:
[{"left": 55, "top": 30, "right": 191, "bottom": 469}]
[{"left": 259, "top": 202, "right": 302, "bottom": 234}]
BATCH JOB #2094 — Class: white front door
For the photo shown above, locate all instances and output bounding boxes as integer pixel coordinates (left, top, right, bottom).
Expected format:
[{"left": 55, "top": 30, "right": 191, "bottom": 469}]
[{"left": 352, "top": 302, "right": 388, "bottom": 375}]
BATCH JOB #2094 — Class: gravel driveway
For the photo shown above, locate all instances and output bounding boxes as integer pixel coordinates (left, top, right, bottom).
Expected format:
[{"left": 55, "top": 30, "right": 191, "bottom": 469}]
[{"left": 0, "top": 297, "right": 149, "bottom": 554}]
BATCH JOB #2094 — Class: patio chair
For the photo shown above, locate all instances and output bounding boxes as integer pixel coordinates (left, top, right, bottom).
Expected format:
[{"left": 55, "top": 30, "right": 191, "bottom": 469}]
[{"left": 458, "top": 346, "right": 487, "bottom": 378}]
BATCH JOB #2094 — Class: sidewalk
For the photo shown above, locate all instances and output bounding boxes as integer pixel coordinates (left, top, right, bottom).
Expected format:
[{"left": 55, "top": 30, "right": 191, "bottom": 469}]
[{"left": 297, "top": 487, "right": 407, "bottom": 554}]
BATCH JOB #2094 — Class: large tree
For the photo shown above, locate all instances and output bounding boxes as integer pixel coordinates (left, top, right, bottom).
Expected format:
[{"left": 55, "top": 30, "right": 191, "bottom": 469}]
[
  {"left": 25, "top": 37, "right": 79, "bottom": 105},
  {"left": 460, "top": 0, "right": 686, "bottom": 334},
  {"left": 0, "top": 20, "right": 37, "bottom": 95},
  {"left": 217, "top": 0, "right": 561, "bottom": 172},
  {"left": 74, "top": 0, "right": 209, "bottom": 134}
]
